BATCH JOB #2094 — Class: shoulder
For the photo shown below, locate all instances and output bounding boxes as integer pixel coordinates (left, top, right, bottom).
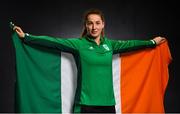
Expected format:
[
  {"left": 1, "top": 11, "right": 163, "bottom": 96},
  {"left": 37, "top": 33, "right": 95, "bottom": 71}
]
[
  {"left": 103, "top": 36, "right": 111, "bottom": 41},
  {"left": 103, "top": 37, "right": 113, "bottom": 47},
  {"left": 66, "top": 37, "right": 82, "bottom": 41},
  {"left": 103, "top": 36, "right": 114, "bottom": 43}
]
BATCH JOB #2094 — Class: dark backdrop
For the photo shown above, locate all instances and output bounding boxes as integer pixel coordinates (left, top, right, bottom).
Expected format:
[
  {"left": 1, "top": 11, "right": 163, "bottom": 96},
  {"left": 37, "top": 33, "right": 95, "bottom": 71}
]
[{"left": 0, "top": 0, "right": 179, "bottom": 112}]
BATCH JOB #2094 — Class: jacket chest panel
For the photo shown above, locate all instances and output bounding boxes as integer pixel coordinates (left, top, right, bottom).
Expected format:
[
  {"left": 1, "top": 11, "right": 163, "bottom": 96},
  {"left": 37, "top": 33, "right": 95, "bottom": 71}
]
[{"left": 79, "top": 43, "right": 113, "bottom": 65}]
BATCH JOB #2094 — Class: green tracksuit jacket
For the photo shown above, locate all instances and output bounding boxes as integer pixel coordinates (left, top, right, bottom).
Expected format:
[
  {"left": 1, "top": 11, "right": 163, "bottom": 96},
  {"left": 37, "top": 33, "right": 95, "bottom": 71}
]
[{"left": 23, "top": 34, "right": 156, "bottom": 106}]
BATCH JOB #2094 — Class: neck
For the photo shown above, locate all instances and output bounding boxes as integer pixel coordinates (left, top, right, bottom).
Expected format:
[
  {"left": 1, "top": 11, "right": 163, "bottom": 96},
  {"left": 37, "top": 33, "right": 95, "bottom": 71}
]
[{"left": 94, "top": 36, "right": 101, "bottom": 45}]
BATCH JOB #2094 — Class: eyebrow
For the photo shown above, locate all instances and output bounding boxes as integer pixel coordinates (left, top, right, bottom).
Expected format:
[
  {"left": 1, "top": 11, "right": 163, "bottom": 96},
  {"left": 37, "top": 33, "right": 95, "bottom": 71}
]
[{"left": 87, "top": 20, "right": 101, "bottom": 22}]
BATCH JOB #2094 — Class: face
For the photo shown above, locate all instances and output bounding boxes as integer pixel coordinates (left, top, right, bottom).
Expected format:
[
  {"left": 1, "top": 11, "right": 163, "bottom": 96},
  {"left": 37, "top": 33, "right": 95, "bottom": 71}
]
[{"left": 85, "top": 14, "right": 104, "bottom": 39}]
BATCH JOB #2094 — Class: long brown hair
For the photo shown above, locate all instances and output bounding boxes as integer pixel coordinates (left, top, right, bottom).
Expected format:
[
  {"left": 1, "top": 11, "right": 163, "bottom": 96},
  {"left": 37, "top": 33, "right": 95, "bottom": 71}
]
[{"left": 81, "top": 8, "right": 105, "bottom": 37}]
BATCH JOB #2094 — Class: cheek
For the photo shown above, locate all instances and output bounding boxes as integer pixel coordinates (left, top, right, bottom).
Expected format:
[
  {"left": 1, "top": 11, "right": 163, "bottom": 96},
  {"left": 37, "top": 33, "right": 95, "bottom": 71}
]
[
  {"left": 86, "top": 25, "right": 92, "bottom": 31},
  {"left": 98, "top": 24, "right": 104, "bottom": 29},
  {"left": 97, "top": 26, "right": 104, "bottom": 31}
]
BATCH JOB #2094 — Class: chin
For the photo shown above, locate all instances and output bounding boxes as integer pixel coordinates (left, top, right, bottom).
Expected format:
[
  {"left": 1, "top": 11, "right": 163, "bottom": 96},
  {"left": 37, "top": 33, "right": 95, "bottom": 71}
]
[{"left": 90, "top": 34, "right": 100, "bottom": 38}]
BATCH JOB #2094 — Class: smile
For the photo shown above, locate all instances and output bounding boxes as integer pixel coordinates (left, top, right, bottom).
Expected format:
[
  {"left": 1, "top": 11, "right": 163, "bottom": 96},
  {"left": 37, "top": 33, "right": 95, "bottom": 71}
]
[{"left": 92, "top": 31, "right": 98, "bottom": 34}]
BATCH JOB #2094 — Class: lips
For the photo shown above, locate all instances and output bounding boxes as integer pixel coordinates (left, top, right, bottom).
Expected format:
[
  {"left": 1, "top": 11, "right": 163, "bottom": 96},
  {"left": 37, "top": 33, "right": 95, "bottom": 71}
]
[{"left": 92, "top": 31, "right": 98, "bottom": 34}]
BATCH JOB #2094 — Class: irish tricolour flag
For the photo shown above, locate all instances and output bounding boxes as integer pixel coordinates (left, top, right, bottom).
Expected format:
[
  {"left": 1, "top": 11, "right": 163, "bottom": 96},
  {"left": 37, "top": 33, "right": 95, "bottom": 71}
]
[{"left": 12, "top": 32, "right": 171, "bottom": 113}]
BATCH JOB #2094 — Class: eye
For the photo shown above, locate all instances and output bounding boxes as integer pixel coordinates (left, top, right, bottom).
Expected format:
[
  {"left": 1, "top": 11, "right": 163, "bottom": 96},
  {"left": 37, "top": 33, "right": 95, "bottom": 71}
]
[
  {"left": 96, "top": 21, "right": 101, "bottom": 25},
  {"left": 87, "top": 21, "right": 93, "bottom": 25}
]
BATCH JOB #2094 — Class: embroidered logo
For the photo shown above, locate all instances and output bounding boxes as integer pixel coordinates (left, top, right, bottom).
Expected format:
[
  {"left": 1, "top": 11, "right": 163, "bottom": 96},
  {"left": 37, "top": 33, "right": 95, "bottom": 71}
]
[
  {"left": 102, "top": 44, "right": 110, "bottom": 51},
  {"left": 89, "top": 46, "right": 94, "bottom": 50}
]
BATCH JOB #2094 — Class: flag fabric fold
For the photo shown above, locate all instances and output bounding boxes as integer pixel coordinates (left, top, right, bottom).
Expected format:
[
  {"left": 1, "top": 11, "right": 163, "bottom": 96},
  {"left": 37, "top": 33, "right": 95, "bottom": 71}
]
[{"left": 120, "top": 40, "right": 172, "bottom": 113}]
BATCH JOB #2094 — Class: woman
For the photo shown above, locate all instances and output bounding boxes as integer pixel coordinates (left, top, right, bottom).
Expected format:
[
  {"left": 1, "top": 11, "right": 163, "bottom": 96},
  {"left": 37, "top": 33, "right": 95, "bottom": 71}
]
[{"left": 14, "top": 9, "right": 165, "bottom": 113}]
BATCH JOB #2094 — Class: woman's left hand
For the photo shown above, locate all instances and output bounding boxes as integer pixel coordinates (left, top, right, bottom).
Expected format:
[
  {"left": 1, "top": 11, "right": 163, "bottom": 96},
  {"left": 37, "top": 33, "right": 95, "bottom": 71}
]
[{"left": 153, "top": 36, "right": 166, "bottom": 45}]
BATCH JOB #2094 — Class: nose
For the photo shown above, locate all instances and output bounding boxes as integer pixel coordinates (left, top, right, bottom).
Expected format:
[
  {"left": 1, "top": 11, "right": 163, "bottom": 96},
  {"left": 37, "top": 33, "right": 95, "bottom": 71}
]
[{"left": 92, "top": 24, "right": 96, "bottom": 29}]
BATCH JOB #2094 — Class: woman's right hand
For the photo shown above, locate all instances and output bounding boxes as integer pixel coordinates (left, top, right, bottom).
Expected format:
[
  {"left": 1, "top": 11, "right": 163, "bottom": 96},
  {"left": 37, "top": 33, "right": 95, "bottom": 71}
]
[{"left": 13, "top": 26, "right": 25, "bottom": 38}]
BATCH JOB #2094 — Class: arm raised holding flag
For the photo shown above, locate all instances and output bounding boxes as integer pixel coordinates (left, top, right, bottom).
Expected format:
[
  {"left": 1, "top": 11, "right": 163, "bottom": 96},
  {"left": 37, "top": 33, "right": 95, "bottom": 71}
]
[{"left": 13, "top": 25, "right": 80, "bottom": 53}]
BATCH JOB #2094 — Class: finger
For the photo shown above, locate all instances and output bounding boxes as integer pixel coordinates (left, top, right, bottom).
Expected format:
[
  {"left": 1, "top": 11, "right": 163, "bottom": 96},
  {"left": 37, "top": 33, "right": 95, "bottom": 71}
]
[
  {"left": 161, "top": 37, "right": 166, "bottom": 41},
  {"left": 13, "top": 26, "right": 19, "bottom": 31},
  {"left": 13, "top": 26, "right": 17, "bottom": 30},
  {"left": 160, "top": 38, "right": 166, "bottom": 44},
  {"left": 15, "top": 28, "right": 21, "bottom": 33},
  {"left": 162, "top": 38, "right": 166, "bottom": 43},
  {"left": 15, "top": 27, "right": 22, "bottom": 32}
]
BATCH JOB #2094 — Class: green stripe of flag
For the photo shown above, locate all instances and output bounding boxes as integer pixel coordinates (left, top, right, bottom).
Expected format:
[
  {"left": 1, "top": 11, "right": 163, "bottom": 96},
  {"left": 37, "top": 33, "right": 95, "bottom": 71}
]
[{"left": 12, "top": 32, "right": 62, "bottom": 113}]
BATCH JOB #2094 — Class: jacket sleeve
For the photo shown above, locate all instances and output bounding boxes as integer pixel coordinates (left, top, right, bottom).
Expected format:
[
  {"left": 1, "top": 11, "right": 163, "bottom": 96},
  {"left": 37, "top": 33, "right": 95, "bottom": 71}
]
[
  {"left": 23, "top": 33, "right": 79, "bottom": 53},
  {"left": 109, "top": 39, "right": 156, "bottom": 54}
]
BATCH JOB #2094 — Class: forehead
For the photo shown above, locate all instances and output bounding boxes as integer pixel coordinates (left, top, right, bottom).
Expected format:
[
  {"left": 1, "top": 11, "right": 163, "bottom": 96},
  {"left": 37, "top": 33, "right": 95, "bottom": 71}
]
[{"left": 87, "top": 14, "right": 102, "bottom": 22}]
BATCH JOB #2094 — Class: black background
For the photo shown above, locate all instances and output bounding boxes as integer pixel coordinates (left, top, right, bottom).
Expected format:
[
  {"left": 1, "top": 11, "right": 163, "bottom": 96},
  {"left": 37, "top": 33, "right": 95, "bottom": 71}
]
[{"left": 0, "top": 0, "right": 179, "bottom": 112}]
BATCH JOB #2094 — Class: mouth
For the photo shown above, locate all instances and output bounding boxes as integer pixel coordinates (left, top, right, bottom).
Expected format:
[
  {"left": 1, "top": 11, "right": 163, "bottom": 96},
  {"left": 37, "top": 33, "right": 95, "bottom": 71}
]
[{"left": 92, "top": 31, "right": 98, "bottom": 34}]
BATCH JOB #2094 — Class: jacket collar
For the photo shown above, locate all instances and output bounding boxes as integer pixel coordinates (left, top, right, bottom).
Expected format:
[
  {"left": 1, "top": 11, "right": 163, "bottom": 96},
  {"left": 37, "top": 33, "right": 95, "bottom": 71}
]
[{"left": 85, "top": 35, "right": 105, "bottom": 45}]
